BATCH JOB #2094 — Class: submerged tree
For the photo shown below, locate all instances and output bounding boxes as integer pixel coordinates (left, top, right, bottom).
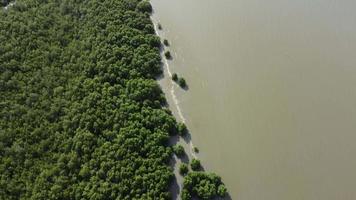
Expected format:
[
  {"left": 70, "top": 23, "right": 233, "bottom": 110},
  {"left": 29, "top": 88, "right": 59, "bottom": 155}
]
[
  {"left": 172, "top": 73, "right": 178, "bottom": 82},
  {"left": 193, "top": 146, "right": 199, "bottom": 153},
  {"left": 163, "top": 39, "right": 169, "bottom": 46},
  {"left": 178, "top": 77, "right": 187, "bottom": 88},
  {"left": 164, "top": 51, "right": 172, "bottom": 59}
]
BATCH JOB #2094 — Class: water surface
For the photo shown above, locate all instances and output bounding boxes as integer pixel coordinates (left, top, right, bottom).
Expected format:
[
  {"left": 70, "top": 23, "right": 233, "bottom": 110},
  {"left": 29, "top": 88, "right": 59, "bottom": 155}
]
[{"left": 151, "top": 0, "right": 356, "bottom": 199}]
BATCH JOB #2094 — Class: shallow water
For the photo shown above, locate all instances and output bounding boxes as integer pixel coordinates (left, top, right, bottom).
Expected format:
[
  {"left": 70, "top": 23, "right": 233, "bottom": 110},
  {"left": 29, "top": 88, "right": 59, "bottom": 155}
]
[{"left": 151, "top": 0, "right": 356, "bottom": 199}]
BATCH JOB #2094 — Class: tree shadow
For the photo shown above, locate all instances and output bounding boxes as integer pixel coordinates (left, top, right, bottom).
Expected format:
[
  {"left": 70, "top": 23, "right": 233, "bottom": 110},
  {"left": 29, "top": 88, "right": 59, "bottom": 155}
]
[
  {"left": 169, "top": 175, "right": 180, "bottom": 200},
  {"left": 182, "top": 130, "right": 192, "bottom": 144},
  {"left": 180, "top": 83, "right": 189, "bottom": 91},
  {"left": 191, "top": 162, "right": 206, "bottom": 172},
  {"left": 168, "top": 134, "right": 179, "bottom": 146},
  {"left": 151, "top": 8, "right": 156, "bottom": 15},
  {"left": 177, "top": 151, "right": 189, "bottom": 164},
  {"left": 222, "top": 193, "right": 233, "bottom": 200},
  {"left": 168, "top": 157, "right": 180, "bottom": 200},
  {"left": 156, "top": 69, "right": 165, "bottom": 81},
  {"left": 215, "top": 193, "right": 232, "bottom": 200}
]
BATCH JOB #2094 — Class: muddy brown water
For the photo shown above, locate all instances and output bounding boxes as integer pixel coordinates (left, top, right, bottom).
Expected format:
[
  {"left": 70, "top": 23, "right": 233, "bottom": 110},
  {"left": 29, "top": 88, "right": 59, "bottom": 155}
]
[{"left": 152, "top": 0, "right": 356, "bottom": 199}]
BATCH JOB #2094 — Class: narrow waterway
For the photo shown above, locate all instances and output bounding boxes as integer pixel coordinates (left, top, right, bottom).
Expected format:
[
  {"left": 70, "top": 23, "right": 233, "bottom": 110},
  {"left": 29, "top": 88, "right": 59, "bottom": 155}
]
[{"left": 152, "top": 0, "right": 356, "bottom": 199}]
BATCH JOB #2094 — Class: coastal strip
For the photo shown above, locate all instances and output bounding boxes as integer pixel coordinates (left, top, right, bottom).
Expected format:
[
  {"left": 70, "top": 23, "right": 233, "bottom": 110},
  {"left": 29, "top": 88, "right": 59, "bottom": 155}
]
[{"left": 151, "top": 18, "right": 198, "bottom": 160}]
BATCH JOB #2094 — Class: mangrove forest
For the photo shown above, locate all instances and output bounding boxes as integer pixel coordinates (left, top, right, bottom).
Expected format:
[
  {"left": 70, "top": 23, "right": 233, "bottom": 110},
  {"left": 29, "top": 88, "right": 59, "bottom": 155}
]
[{"left": 0, "top": 0, "right": 227, "bottom": 199}]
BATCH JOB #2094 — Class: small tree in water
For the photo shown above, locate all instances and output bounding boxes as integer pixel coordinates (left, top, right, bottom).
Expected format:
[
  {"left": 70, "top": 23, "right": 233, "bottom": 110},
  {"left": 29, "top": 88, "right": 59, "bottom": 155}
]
[
  {"left": 177, "top": 122, "right": 187, "bottom": 136},
  {"left": 163, "top": 39, "right": 169, "bottom": 46},
  {"left": 164, "top": 51, "right": 172, "bottom": 59},
  {"left": 157, "top": 23, "right": 162, "bottom": 30},
  {"left": 178, "top": 77, "right": 186, "bottom": 88},
  {"left": 193, "top": 146, "right": 199, "bottom": 153},
  {"left": 172, "top": 73, "right": 178, "bottom": 82}
]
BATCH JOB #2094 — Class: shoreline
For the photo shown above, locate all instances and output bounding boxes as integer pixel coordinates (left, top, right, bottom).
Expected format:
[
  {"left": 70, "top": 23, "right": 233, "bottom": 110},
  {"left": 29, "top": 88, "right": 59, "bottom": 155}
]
[
  {"left": 159, "top": 36, "right": 198, "bottom": 160},
  {"left": 150, "top": 9, "right": 230, "bottom": 199},
  {"left": 151, "top": 16, "right": 198, "bottom": 158},
  {"left": 151, "top": 15, "right": 230, "bottom": 199},
  {"left": 151, "top": 16, "right": 198, "bottom": 199}
]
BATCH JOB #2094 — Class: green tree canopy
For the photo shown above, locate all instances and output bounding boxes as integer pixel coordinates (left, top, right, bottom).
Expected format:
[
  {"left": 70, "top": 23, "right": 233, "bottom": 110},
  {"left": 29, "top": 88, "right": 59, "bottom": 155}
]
[{"left": 182, "top": 172, "right": 227, "bottom": 200}]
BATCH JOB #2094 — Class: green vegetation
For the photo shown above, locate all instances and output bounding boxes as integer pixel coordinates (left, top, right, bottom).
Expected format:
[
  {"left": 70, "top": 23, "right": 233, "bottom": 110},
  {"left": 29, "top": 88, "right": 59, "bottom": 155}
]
[
  {"left": 177, "top": 122, "right": 188, "bottom": 136},
  {"left": 0, "top": 0, "right": 227, "bottom": 199},
  {"left": 172, "top": 73, "right": 178, "bottom": 81},
  {"left": 179, "top": 163, "right": 189, "bottom": 175},
  {"left": 172, "top": 74, "right": 188, "bottom": 89},
  {"left": 173, "top": 144, "right": 185, "bottom": 157},
  {"left": 0, "top": 0, "right": 176, "bottom": 199},
  {"left": 193, "top": 146, "right": 199, "bottom": 153},
  {"left": 181, "top": 172, "right": 227, "bottom": 200},
  {"left": 178, "top": 77, "right": 187, "bottom": 88},
  {"left": 163, "top": 39, "right": 169, "bottom": 46},
  {"left": 137, "top": 0, "right": 152, "bottom": 13},
  {"left": 191, "top": 158, "right": 202, "bottom": 171},
  {"left": 164, "top": 51, "right": 172, "bottom": 59}
]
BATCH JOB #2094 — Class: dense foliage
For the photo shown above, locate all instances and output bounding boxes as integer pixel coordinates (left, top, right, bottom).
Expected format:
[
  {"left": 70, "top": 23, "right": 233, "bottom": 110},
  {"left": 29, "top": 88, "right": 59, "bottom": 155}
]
[
  {"left": 137, "top": 0, "right": 152, "bottom": 13},
  {"left": 173, "top": 145, "right": 185, "bottom": 157},
  {"left": 182, "top": 172, "right": 227, "bottom": 200},
  {"left": 177, "top": 122, "right": 187, "bottom": 136},
  {"left": 190, "top": 159, "right": 201, "bottom": 171},
  {"left": 179, "top": 163, "right": 189, "bottom": 176},
  {"left": 1, "top": 0, "right": 228, "bottom": 199},
  {"left": 0, "top": 0, "right": 177, "bottom": 199}
]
